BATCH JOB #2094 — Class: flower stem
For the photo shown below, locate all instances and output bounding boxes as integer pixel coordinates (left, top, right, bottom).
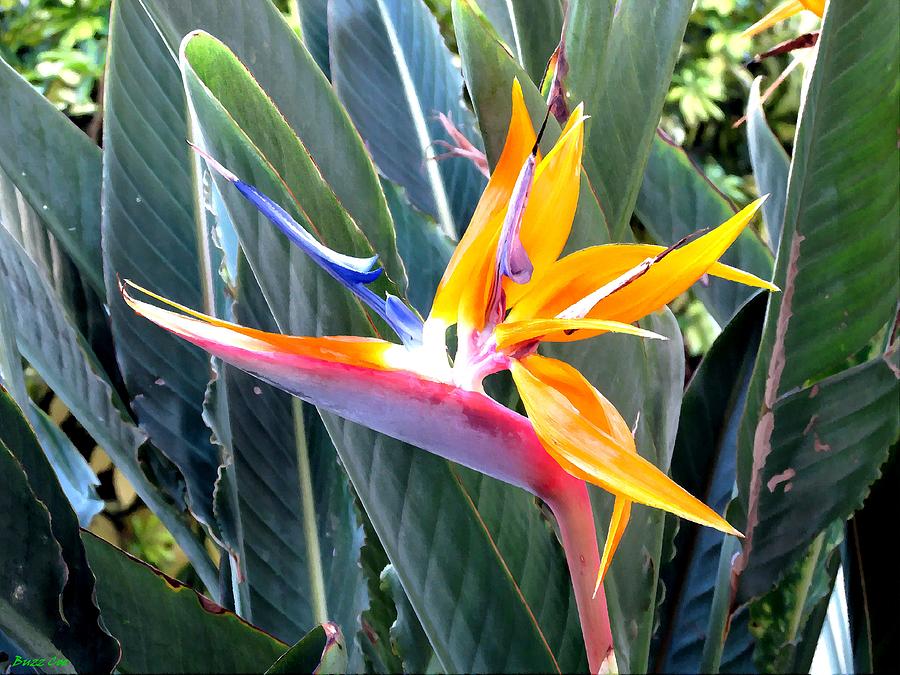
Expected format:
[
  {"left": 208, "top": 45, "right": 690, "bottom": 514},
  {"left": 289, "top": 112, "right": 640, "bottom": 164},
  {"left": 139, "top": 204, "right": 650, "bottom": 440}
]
[{"left": 546, "top": 481, "right": 614, "bottom": 674}]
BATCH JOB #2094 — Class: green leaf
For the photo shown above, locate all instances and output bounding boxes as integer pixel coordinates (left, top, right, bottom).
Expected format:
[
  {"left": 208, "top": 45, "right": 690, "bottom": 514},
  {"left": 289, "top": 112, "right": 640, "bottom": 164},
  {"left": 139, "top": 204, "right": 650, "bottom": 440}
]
[
  {"left": 220, "top": 257, "right": 369, "bottom": 649},
  {"left": 102, "top": 0, "right": 221, "bottom": 535},
  {"left": 266, "top": 623, "right": 348, "bottom": 675},
  {"left": 381, "top": 564, "right": 441, "bottom": 674},
  {"left": 0, "top": 57, "right": 104, "bottom": 296},
  {"left": 141, "top": 0, "right": 406, "bottom": 288},
  {"left": 563, "top": 1, "right": 693, "bottom": 240},
  {"left": 746, "top": 77, "right": 790, "bottom": 250},
  {"left": 296, "top": 0, "right": 331, "bottom": 77},
  {"left": 0, "top": 439, "right": 76, "bottom": 674},
  {"left": 83, "top": 533, "right": 286, "bottom": 674},
  {"left": 328, "top": 0, "right": 487, "bottom": 237},
  {"left": 474, "top": 0, "right": 563, "bottom": 85},
  {"left": 653, "top": 295, "right": 766, "bottom": 673},
  {"left": 0, "top": 285, "right": 102, "bottom": 527},
  {"left": 635, "top": 132, "right": 774, "bottom": 326},
  {"left": 0, "top": 391, "right": 116, "bottom": 673},
  {"left": 182, "top": 30, "right": 585, "bottom": 675},
  {"left": 733, "top": 0, "right": 900, "bottom": 604},
  {"left": 0, "top": 222, "right": 219, "bottom": 595},
  {"left": 384, "top": 181, "right": 455, "bottom": 315},
  {"left": 736, "top": 355, "right": 898, "bottom": 602},
  {"left": 451, "top": 0, "right": 611, "bottom": 246}
]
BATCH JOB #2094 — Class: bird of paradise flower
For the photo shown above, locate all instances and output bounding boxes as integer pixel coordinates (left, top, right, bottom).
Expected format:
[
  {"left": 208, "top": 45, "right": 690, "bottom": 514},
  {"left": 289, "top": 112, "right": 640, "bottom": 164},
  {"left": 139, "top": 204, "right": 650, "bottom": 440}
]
[{"left": 124, "top": 80, "right": 776, "bottom": 672}]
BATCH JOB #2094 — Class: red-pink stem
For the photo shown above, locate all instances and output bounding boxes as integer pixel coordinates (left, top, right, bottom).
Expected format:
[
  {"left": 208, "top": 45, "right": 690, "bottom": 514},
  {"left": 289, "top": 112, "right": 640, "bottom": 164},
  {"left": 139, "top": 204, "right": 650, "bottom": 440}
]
[{"left": 545, "top": 481, "right": 614, "bottom": 674}]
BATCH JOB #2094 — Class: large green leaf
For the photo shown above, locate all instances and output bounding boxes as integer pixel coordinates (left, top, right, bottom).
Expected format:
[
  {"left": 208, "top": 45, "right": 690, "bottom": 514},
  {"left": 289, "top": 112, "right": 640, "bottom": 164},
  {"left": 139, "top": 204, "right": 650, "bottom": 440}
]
[
  {"left": 746, "top": 78, "right": 790, "bottom": 250},
  {"left": 296, "top": 0, "right": 331, "bottom": 77},
  {"left": 635, "top": 132, "right": 774, "bottom": 326},
  {"left": 103, "top": 0, "right": 221, "bottom": 535},
  {"left": 0, "top": 391, "right": 117, "bottom": 673},
  {"left": 0, "top": 438, "right": 76, "bottom": 674},
  {"left": 220, "top": 256, "right": 369, "bottom": 649},
  {"left": 328, "top": 0, "right": 487, "bottom": 237},
  {"left": 0, "top": 57, "right": 104, "bottom": 296},
  {"left": 474, "top": 0, "right": 563, "bottom": 86},
  {"left": 563, "top": 1, "right": 693, "bottom": 240},
  {"left": 182, "top": 34, "right": 585, "bottom": 674},
  {"left": 384, "top": 180, "right": 455, "bottom": 315},
  {"left": 83, "top": 533, "right": 286, "bottom": 674},
  {"left": 141, "top": 0, "right": 405, "bottom": 287},
  {"left": 0, "top": 273, "right": 102, "bottom": 527},
  {"left": 653, "top": 295, "right": 766, "bottom": 673},
  {"left": 733, "top": 0, "right": 900, "bottom": 603},
  {"left": 0, "top": 223, "right": 218, "bottom": 594}
]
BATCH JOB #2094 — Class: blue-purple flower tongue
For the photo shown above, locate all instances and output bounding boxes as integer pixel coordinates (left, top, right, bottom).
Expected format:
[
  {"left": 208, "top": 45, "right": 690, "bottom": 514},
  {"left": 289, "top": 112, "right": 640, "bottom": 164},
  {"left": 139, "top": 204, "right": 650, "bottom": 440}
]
[
  {"left": 191, "top": 143, "right": 423, "bottom": 346},
  {"left": 496, "top": 153, "right": 535, "bottom": 284}
]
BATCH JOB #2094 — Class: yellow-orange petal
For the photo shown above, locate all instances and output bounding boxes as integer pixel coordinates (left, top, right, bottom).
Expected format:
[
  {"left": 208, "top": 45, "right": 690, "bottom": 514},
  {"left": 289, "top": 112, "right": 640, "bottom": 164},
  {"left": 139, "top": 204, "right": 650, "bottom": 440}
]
[
  {"left": 494, "top": 318, "right": 666, "bottom": 352},
  {"left": 595, "top": 496, "right": 631, "bottom": 596},
  {"left": 122, "top": 280, "right": 396, "bottom": 371},
  {"left": 504, "top": 107, "right": 587, "bottom": 309},
  {"left": 510, "top": 355, "right": 740, "bottom": 536},
  {"left": 742, "top": 0, "right": 808, "bottom": 37},
  {"left": 430, "top": 79, "right": 535, "bottom": 329},
  {"left": 507, "top": 199, "right": 769, "bottom": 334}
]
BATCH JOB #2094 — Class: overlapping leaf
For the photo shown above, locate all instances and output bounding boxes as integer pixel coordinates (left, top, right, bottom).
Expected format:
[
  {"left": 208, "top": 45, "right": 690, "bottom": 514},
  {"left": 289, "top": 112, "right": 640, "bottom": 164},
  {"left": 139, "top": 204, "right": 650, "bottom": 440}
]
[
  {"left": 0, "top": 391, "right": 118, "bottom": 673},
  {"left": 83, "top": 533, "right": 286, "bottom": 674},
  {"left": 329, "top": 0, "right": 486, "bottom": 237}
]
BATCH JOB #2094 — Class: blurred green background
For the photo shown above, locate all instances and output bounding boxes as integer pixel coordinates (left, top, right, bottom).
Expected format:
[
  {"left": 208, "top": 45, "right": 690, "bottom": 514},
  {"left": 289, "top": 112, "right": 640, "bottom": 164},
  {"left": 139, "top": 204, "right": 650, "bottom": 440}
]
[{"left": 0, "top": 0, "right": 815, "bottom": 577}]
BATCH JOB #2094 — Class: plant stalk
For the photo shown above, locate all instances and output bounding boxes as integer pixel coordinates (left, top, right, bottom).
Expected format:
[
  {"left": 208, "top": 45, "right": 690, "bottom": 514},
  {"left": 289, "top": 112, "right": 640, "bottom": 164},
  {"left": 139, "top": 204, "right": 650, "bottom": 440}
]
[
  {"left": 546, "top": 481, "right": 615, "bottom": 674},
  {"left": 292, "top": 398, "right": 329, "bottom": 624}
]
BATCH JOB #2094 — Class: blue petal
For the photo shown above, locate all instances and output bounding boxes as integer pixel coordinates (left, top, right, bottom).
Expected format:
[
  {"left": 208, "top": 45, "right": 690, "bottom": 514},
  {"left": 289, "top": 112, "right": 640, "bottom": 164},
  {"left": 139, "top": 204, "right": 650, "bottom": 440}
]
[
  {"left": 192, "top": 145, "right": 424, "bottom": 346},
  {"left": 234, "top": 181, "right": 383, "bottom": 285}
]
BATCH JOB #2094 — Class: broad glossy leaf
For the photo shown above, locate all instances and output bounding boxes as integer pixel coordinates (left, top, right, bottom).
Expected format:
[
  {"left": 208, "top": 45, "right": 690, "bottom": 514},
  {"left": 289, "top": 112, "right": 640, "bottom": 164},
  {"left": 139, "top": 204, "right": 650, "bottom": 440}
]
[
  {"left": 182, "top": 33, "right": 585, "bottom": 674},
  {"left": 103, "top": 0, "right": 220, "bottom": 533},
  {"left": 0, "top": 391, "right": 117, "bottom": 673},
  {"left": 733, "top": 0, "right": 900, "bottom": 604},
  {"left": 0, "top": 222, "right": 218, "bottom": 594},
  {"left": 297, "top": 0, "right": 331, "bottom": 77},
  {"left": 329, "top": 0, "right": 486, "bottom": 237},
  {"left": 380, "top": 565, "right": 440, "bottom": 674},
  {"left": 266, "top": 623, "right": 348, "bottom": 675},
  {"left": 0, "top": 57, "right": 104, "bottom": 295},
  {"left": 473, "top": 0, "right": 563, "bottom": 87},
  {"left": 653, "top": 295, "right": 766, "bottom": 673},
  {"left": 83, "top": 533, "right": 286, "bottom": 674},
  {"left": 563, "top": 1, "right": 693, "bottom": 240},
  {"left": 0, "top": 438, "right": 75, "bottom": 673},
  {"left": 141, "top": 0, "right": 405, "bottom": 287},
  {"left": 0, "top": 285, "right": 102, "bottom": 527},
  {"left": 636, "top": 132, "right": 774, "bottom": 326},
  {"left": 384, "top": 181, "right": 455, "bottom": 314},
  {"left": 746, "top": 78, "right": 790, "bottom": 250}
]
